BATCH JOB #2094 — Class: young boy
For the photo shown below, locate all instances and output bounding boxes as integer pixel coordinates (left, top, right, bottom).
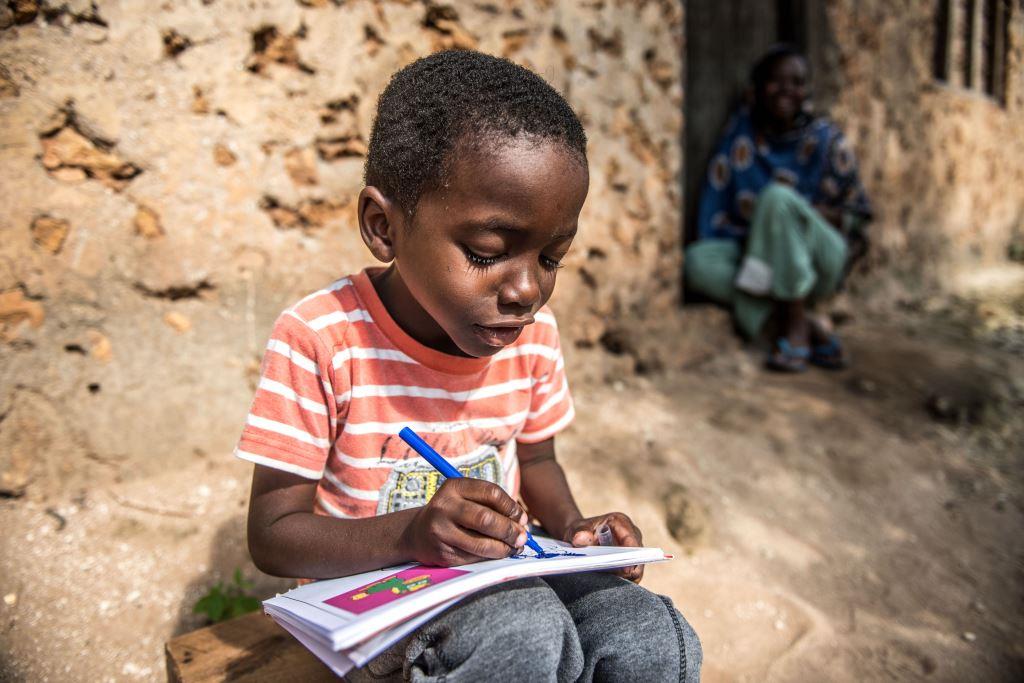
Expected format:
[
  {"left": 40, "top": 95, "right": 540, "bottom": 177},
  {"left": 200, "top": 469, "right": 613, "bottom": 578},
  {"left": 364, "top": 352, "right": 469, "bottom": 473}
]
[{"left": 237, "top": 50, "right": 702, "bottom": 681}]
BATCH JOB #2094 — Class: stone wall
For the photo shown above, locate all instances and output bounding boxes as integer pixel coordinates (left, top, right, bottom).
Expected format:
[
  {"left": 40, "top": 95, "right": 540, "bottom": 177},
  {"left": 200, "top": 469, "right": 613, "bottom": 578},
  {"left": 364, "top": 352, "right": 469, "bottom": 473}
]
[
  {"left": 826, "top": 0, "right": 1024, "bottom": 285},
  {"left": 0, "top": 0, "right": 683, "bottom": 497}
]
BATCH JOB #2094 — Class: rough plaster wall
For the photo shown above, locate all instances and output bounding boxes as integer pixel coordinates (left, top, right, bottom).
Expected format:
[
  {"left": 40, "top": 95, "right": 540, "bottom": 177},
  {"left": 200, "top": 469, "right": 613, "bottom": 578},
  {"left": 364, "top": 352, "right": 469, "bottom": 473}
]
[
  {"left": 826, "top": 1, "right": 1024, "bottom": 285},
  {"left": 0, "top": 0, "right": 683, "bottom": 498}
]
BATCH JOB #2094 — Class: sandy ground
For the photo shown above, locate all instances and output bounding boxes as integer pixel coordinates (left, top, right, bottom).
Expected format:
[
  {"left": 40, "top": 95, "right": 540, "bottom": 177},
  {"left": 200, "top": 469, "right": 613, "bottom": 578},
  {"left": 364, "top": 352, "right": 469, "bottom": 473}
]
[{"left": 1, "top": 284, "right": 1023, "bottom": 682}]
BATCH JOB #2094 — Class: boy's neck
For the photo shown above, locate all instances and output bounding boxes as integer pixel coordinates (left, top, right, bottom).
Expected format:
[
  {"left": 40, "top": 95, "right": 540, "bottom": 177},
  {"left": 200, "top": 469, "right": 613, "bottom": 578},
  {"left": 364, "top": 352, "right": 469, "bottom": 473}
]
[{"left": 369, "top": 265, "right": 471, "bottom": 358}]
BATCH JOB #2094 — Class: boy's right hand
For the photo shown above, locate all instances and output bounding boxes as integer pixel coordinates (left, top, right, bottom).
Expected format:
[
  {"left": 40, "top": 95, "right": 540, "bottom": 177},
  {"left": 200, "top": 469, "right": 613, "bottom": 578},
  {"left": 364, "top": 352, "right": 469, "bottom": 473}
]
[{"left": 400, "top": 478, "right": 528, "bottom": 567}]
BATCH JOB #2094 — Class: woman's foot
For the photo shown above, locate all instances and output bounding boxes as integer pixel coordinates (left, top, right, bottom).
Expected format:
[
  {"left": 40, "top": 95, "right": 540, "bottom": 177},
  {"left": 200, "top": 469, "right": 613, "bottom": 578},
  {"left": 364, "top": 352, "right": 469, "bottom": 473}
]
[
  {"left": 767, "top": 301, "right": 811, "bottom": 372},
  {"left": 766, "top": 337, "right": 810, "bottom": 372},
  {"left": 808, "top": 314, "right": 849, "bottom": 369}
]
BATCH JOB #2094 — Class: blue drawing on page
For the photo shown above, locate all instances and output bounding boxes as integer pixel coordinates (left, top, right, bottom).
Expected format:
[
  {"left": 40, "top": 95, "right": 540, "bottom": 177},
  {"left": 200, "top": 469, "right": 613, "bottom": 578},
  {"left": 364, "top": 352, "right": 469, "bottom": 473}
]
[{"left": 508, "top": 548, "right": 585, "bottom": 560}]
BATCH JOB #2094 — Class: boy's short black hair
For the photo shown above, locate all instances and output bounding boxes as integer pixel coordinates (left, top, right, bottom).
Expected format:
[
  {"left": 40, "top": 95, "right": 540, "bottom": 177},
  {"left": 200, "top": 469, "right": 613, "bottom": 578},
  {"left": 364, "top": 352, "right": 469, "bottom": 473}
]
[{"left": 365, "top": 50, "right": 587, "bottom": 214}]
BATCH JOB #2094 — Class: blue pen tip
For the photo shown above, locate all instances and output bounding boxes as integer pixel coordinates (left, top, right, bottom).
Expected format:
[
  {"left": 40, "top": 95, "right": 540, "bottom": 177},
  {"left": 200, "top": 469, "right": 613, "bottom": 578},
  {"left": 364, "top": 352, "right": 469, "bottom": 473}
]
[{"left": 525, "top": 535, "right": 544, "bottom": 554}]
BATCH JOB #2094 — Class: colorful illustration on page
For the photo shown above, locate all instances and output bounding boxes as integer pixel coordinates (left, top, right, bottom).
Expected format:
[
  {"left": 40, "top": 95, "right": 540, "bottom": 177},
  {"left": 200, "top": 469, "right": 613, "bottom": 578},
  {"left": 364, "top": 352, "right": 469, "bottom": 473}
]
[{"left": 324, "top": 567, "right": 470, "bottom": 615}]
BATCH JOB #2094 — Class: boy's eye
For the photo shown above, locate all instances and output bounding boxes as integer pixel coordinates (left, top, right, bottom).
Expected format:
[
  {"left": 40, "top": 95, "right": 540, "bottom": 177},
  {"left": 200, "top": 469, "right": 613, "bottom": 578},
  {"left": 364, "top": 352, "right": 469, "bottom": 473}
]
[
  {"left": 462, "top": 246, "right": 503, "bottom": 267},
  {"left": 540, "top": 254, "right": 563, "bottom": 271}
]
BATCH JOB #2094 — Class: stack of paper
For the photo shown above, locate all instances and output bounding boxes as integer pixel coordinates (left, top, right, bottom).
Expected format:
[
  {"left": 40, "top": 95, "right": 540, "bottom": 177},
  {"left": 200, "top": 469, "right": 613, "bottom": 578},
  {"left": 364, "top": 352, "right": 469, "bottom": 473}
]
[{"left": 263, "top": 536, "right": 670, "bottom": 676}]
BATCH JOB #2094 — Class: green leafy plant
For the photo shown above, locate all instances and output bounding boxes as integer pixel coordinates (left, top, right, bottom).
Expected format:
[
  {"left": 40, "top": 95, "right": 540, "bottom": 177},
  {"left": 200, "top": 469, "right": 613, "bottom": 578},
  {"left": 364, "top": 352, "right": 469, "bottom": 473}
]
[{"left": 192, "top": 568, "right": 261, "bottom": 624}]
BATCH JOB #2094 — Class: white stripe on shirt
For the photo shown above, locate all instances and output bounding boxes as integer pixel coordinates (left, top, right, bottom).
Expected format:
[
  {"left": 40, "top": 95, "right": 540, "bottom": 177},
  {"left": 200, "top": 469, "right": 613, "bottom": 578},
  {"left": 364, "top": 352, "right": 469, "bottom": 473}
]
[
  {"left": 267, "top": 339, "right": 319, "bottom": 375},
  {"left": 528, "top": 378, "right": 569, "bottom": 420},
  {"left": 518, "top": 404, "right": 575, "bottom": 443},
  {"left": 322, "top": 468, "right": 381, "bottom": 501},
  {"left": 342, "top": 410, "right": 530, "bottom": 436},
  {"left": 247, "top": 414, "right": 330, "bottom": 449},
  {"left": 333, "top": 346, "right": 417, "bottom": 368},
  {"left": 259, "top": 377, "right": 329, "bottom": 416},
  {"left": 307, "top": 308, "right": 374, "bottom": 331},
  {"left": 292, "top": 277, "right": 353, "bottom": 310},
  {"left": 335, "top": 377, "right": 533, "bottom": 404},
  {"left": 332, "top": 441, "right": 501, "bottom": 469},
  {"left": 494, "top": 343, "right": 560, "bottom": 362},
  {"left": 234, "top": 448, "right": 324, "bottom": 480},
  {"left": 316, "top": 494, "right": 358, "bottom": 518},
  {"left": 534, "top": 310, "right": 557, "bottom": 328}
]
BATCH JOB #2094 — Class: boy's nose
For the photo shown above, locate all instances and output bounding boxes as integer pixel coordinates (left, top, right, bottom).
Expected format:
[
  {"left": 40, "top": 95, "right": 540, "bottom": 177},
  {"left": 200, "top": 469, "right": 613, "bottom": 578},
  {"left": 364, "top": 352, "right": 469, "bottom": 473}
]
[{"left": 498, "top": 263, "right": 541, "bottom": 310}]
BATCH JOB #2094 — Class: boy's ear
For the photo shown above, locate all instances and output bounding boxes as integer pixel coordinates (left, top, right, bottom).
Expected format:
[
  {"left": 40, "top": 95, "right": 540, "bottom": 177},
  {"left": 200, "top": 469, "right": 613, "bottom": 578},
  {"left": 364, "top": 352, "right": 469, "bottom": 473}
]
[{"left": 358, "top": 187, "right": 402, "bottom": 263}]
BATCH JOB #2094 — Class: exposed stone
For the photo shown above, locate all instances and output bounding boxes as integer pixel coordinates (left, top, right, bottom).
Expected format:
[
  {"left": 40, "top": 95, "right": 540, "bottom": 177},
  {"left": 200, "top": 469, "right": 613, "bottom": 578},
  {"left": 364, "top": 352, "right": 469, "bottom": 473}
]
[
  {"left": 10, "top": 0, "right": 39, "bottom": 25},
  {"left": 501, "top": 28, "right": 529, "bottom": 56},
  {"left": 30, "top": 215, "right": 70, "bottom": 253},
  {"left": 259, "top": 195, "right": 348, "bottom": 232},
  {"left": 0, "top": 64, "right": 18, "bottom": 97},
  {"left": 423, "top": 4, "right": 478, "bottom": 51},
  {"left": 163, "top": 311, "right": 191, "bottom": 333},
  {"left": 190, "top": 85, "right": 210, "bottom": 114},
  {"left": 38, "top": 106, "right": 142, "bottom": 191},
  {"left": 314, "top": 135, "right": 367, "bottom": 161},
  {"left": 318, "top": 94, "right": 359, "bottom": 126},
  {"left": 284, "top": 146, "right": 318, "bottom": 186},
  {"left": 49, "top": 166, "right": 87, "bottom": 183},
  {"left": 135, "top": 279, "right": 214, "bottom": 301},
  {"left": 0, "top": 424, "right": 37, "bottom": 497},
  {"left": 39, "top": 0, "right": 107, "bottom": 28},
  {"left": 133, "top": 205, "right": 163, "bottom": 239},
  {"left": 587, "top": 27, "right": 623, "bottom": 56},
  {"left": 246, "top": 25, "right": 315, "bottom": 76},
  {"left": 363, "top": 24, "right": 384, "bottom": 56},
  {"left": 162, "top": 29, "right": 192, "bottom": 59},
  {"left": 86, "top": 329, "right": 111, "bottom": 362},
  {"left": 0, "top": 289, "right": 45, "bottom": 340},
  {"left": 644, "top": 48, "right": 675, "bottom": 90},
  {"left": 212, "top": 143, "right": 236, "bottom": 166}
]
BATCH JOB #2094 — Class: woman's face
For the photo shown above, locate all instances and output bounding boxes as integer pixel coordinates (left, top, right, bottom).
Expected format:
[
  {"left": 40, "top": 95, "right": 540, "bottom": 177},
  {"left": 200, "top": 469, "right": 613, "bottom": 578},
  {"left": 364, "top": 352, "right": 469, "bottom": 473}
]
[{"left": 759, "top": 55, "right": 809, "bottom": 128}]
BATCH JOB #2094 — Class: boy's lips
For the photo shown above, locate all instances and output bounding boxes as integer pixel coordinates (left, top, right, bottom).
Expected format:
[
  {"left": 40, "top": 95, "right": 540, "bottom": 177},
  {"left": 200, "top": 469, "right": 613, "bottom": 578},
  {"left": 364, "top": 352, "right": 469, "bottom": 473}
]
[{"left": 472, "top": 319, "right": 532, "bottom": 347}]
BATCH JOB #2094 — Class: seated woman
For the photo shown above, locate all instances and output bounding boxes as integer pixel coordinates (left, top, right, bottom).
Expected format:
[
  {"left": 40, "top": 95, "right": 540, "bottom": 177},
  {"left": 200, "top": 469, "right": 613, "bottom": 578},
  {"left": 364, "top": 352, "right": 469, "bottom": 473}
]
[{"left": 686, "top": 44, "right": 872, "bottom": 372}]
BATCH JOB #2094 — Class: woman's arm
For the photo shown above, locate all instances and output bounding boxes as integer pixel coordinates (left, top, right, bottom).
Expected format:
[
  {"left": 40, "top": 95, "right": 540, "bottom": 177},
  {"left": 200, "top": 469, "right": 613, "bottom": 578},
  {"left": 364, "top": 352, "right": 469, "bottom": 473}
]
[{"left": 248, "top": 465, "right": 529, "bottom": 579}]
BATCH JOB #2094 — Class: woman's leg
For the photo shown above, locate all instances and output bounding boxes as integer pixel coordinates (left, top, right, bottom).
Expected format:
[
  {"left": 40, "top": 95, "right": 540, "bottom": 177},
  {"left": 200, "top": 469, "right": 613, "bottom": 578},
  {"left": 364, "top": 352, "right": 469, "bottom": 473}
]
[
  {"left": 737, "top": 183, "right": 848, "bottom": 366},
  {"left": 685, "top": 239, "right": 774, "bottom": 340},
  {"left": 684, "top": 239, "right": 741, "bottom": 305},
  {"left": 543, "top": 572, "right": 702, "bottom": 683},
  {"left": 346, "top": 577, "right": 584, "bottom": 683}
]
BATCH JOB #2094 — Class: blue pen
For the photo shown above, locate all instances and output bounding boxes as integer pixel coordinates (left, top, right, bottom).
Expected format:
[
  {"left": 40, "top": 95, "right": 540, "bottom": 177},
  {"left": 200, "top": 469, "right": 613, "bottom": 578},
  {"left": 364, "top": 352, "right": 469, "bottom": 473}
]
[{"left": 399, "top": 426, "right": 545, "bottom": 555}]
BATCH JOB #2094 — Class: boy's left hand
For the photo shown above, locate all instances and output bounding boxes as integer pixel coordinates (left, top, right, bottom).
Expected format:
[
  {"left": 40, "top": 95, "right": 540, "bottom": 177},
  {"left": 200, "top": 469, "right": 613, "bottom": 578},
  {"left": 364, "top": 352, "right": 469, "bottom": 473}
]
[{"left": 563, "top": 512, "right": 644, "bottom": 583}]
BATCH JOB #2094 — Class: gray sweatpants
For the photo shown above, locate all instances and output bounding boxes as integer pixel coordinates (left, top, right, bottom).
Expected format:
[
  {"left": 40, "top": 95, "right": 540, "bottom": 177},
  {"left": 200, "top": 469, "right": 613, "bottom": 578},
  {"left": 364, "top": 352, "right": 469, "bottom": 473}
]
[{"left": 344, "top": 572, "right": 702, "bottom": 682}]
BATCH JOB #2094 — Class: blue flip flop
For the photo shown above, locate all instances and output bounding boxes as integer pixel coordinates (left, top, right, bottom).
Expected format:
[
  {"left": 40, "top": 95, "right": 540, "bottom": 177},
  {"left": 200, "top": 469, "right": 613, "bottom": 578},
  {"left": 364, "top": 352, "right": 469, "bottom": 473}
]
[
  {"left": 810, "top": 335, "right": 849, "bottom": 370},
  {"left": 766, "top": 338, "right": 810, "bottom": 373}
]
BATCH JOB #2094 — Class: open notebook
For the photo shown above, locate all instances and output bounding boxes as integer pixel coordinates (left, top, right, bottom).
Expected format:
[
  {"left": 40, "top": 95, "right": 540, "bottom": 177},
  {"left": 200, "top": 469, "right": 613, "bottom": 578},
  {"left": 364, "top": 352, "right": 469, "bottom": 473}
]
[{"left": 263, "top": 536, "right": 671, "bottom": 676}]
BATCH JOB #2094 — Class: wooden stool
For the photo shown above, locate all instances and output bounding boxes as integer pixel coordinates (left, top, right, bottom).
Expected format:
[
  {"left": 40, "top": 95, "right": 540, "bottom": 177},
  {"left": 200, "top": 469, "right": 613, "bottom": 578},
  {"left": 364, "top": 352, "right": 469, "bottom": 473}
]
[{"left": 165, "top": 612, "right": 336, "bottom": 682}]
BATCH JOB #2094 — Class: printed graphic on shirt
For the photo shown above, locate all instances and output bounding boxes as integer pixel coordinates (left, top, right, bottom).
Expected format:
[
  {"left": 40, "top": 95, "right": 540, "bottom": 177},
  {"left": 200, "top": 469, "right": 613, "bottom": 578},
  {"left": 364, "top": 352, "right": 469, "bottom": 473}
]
[{"left": 376, "top": 444, "right": 505, "bottom": 514}]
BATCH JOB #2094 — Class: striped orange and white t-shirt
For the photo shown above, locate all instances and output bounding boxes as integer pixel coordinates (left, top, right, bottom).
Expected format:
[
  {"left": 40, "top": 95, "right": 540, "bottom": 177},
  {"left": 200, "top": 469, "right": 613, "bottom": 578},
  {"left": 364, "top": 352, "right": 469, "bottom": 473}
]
[{"left": 235, "top": 267, "right": 574, "bottom": 519}]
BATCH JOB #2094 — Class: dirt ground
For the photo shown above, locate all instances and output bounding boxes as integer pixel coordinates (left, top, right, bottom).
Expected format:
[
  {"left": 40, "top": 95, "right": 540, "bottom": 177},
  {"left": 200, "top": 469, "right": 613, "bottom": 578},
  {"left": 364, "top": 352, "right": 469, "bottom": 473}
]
[{"left": 1, "top": 276, "right": 1023, "bottom": 682}]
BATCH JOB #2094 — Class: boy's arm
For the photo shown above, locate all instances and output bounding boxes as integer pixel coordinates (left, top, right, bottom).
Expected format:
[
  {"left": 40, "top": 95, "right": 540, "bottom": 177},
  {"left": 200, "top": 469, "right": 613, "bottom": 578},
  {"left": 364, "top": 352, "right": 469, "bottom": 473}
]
[
  {"left": 515, "top": 437, "right": 582, "bottom": 541},
  {"left": 248, "top": 465, "right": 529, "bottom": 579},
  {"left": 518, "top": 437, "right": 645, "bottom": 582}
]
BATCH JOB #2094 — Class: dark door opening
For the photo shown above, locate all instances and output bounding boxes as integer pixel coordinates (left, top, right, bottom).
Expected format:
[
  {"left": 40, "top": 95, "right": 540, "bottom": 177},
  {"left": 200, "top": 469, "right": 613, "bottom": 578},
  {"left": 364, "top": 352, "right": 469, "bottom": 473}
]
[{"left": 683, "top": 1, "right": 838, "bottom": 254}]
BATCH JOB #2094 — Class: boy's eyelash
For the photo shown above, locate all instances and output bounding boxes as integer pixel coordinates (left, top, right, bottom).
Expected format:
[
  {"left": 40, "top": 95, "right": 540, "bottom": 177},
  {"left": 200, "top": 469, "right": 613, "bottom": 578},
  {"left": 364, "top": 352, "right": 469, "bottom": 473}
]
[
  {"left": 463, "top": 247, "right": 502, "bottom": 268},
  {"left": 462, "top": 247, "right": 563, "bottom": 271},
  {"left": 540, "top": 255, "right": 563, "bottom": 270}
]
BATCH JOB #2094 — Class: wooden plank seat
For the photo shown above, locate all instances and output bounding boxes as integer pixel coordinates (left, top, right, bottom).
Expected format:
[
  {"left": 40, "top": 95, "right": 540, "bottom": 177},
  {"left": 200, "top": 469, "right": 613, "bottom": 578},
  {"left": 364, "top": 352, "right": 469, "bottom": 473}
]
[{"left": 165, "top": 612, "right": 336, "bottom": 682}]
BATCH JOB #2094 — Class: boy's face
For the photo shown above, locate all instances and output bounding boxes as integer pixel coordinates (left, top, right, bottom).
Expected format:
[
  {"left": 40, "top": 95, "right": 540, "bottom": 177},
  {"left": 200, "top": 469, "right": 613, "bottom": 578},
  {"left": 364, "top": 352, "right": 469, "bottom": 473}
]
[{"left": 367, "top": 136, "right": 589, "bottom": 358}]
